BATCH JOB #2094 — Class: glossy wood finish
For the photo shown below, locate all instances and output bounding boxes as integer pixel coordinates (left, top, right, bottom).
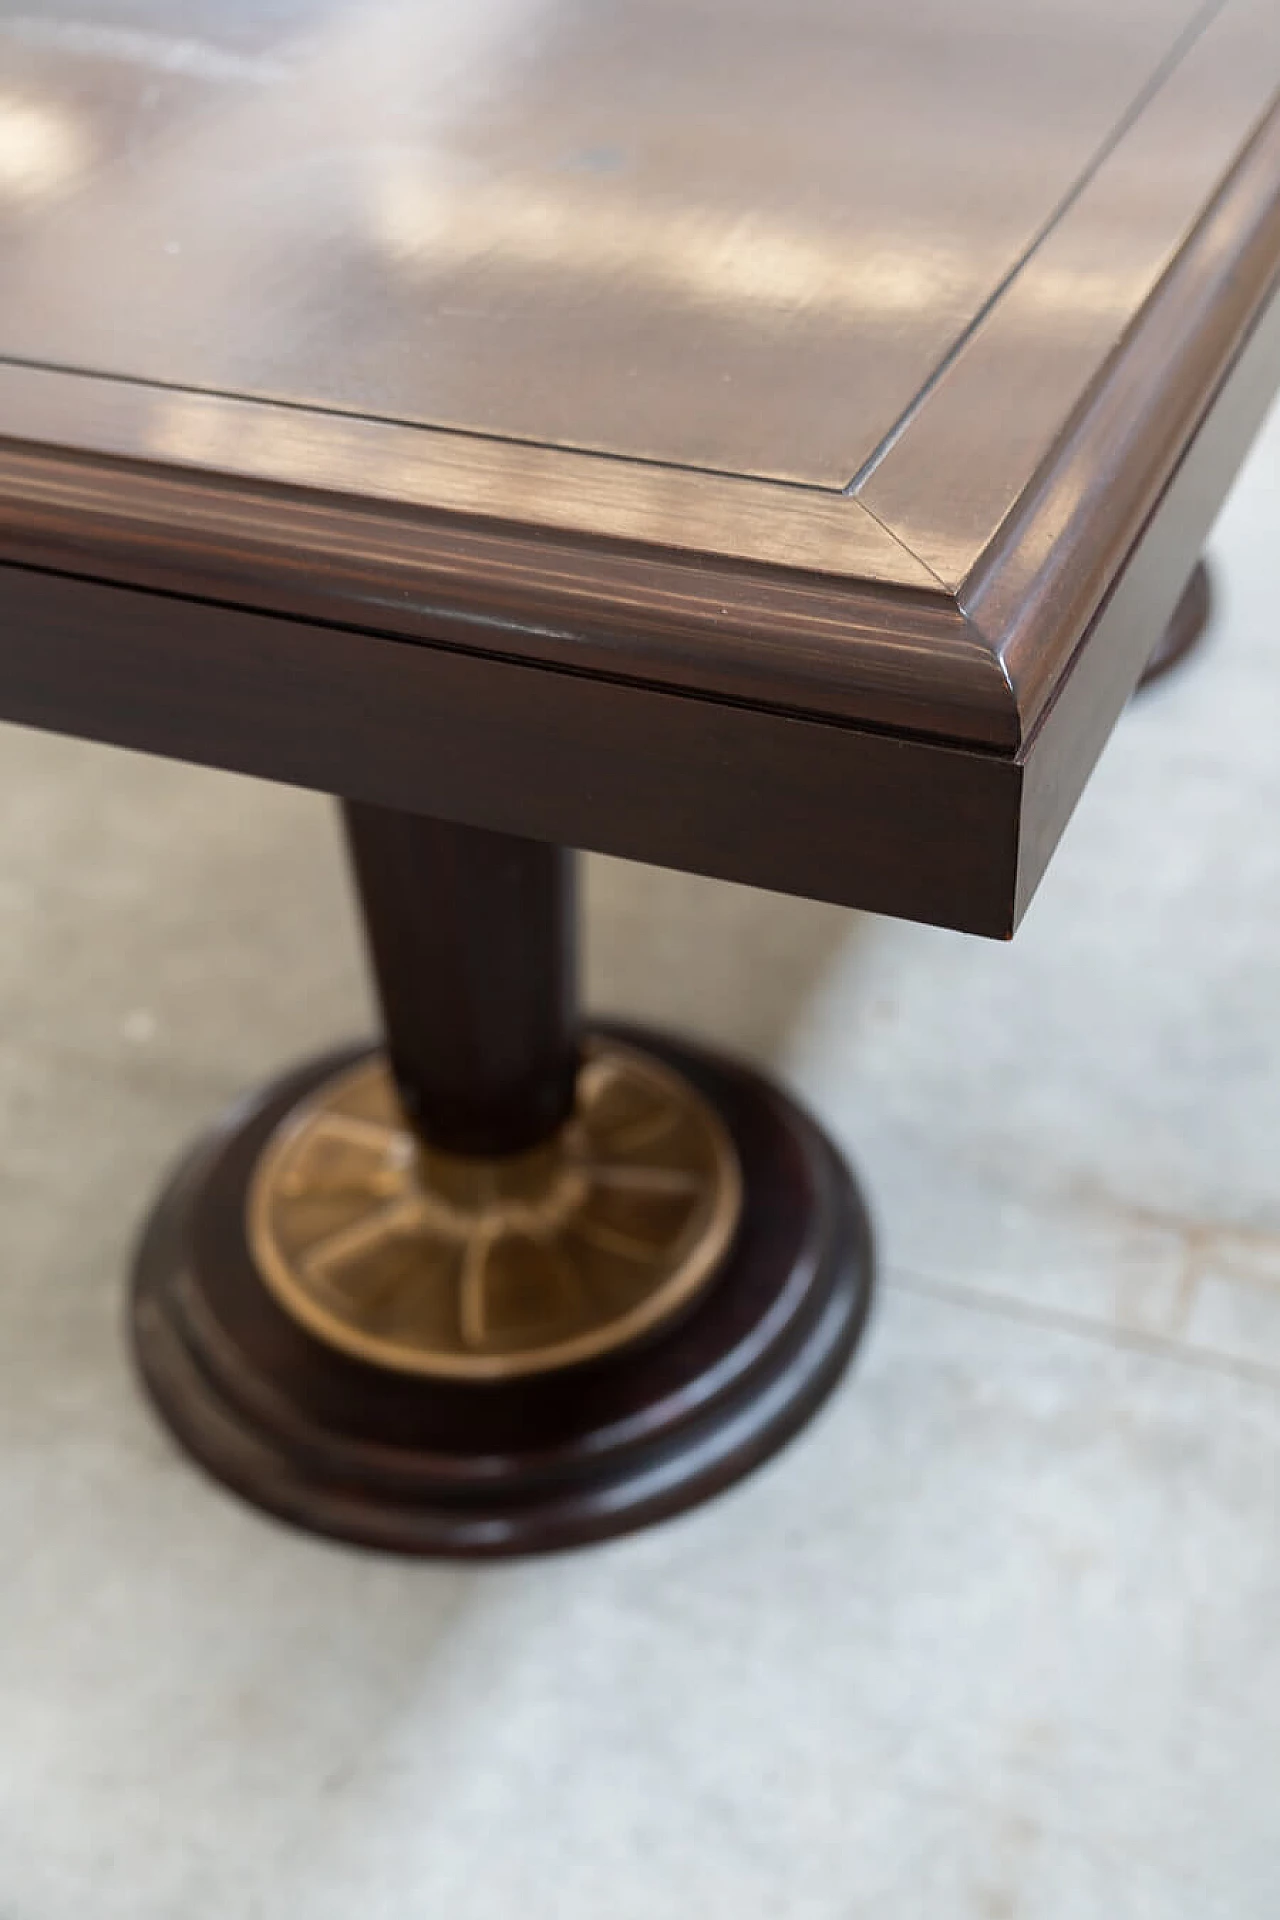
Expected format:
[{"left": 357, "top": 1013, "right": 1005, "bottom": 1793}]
[
  {"left": 0, "top": 250, "right": 1271, "bottom": 942},
  {"left": 2, "top": 0, "right": 1275, "bottom": 1559},
  {"left": 860, "top": 1, "right": 1280, "bottom": 583},
  {"left": 0, "top": 0, "right": 1277, "bottom": 935},
  {"left": 1015, "top": 278, "right": 1280, "bottom": 924},
  {"left": 0, "top": 561, "right": 1026, "bottom": 936},
  {"left": 131, "top": 1030, "right": 874, "bottom": 1556},
  {"left": 0, "top": 0, "right": 1222, "bottom": 487},
  {"left": 961, "top": 97, "right": 1280, "bottom": 740},
  {"left": 342, "top": 807, "right": 578, "bottom": 1155},
  {"left": 0, "top": 410, "right": 995, "bottom": 748}
]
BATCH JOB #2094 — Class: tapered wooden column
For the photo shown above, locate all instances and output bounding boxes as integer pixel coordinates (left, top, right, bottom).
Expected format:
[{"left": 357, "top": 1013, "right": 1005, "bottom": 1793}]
[
  {"left": 131, "top": 808, "right": 874, "bottom": 1557},
  {"left": 341, "top": 806, "right": 579, "bottom": 1156}
]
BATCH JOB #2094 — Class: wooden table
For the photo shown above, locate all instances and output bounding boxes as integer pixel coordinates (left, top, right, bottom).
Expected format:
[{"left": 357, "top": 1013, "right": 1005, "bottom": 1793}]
[{"left": 1, "top": 0, "right": 1277, "bottom": 1554}]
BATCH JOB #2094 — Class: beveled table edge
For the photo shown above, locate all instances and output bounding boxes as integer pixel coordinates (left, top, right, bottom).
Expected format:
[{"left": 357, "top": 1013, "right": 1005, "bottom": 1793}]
[
  {"left": 962, "top": 94, "right": 1280, "bottom": 744},
  {"left": 0, "top": 392, "right": 1015, "bottom": 749},
  {"left": 0, "top": 85, "right": 1276, "bottom": 755}
]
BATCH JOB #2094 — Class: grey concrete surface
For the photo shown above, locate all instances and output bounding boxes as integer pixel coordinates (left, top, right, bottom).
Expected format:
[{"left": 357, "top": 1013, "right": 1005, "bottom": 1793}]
[{"left": 0, "top": 402, "right": 1277, "bottom": 1916}]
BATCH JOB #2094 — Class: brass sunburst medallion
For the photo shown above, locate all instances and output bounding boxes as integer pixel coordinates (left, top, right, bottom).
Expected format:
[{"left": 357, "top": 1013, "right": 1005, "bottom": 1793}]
[{"left": 246, "top": 1039, "right": 742, "bottom": 1379}]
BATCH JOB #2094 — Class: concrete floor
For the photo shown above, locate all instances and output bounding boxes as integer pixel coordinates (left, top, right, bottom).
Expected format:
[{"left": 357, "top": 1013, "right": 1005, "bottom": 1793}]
[{"left": 0, "top": 403, "right": 1278, "bottom": 1917}]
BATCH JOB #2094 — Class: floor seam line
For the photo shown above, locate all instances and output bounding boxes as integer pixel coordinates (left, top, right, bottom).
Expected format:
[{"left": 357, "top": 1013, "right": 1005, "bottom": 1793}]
[{"left": 886, "top": 1265, "right": 1280, "bottom": 1395}]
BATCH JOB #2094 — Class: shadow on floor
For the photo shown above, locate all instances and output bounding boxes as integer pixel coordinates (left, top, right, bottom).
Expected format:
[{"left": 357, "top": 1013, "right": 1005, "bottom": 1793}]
[{"left": 585, "top": 853, "right": 868, "bottom": 1068}]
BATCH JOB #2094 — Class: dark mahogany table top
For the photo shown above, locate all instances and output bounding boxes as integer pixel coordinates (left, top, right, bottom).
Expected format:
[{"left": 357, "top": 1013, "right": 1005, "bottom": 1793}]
[{"left": 0, "top": 0, "right": 1278, "bottom": 933}]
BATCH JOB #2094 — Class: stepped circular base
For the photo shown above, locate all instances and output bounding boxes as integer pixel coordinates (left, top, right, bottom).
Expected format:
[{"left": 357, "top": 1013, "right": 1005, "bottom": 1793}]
[
  {"left": 130, "top": 1026, "right": 874, "bottom": 1557},
  {"left": 1137, "top": 561, "right": 1212, "bottom": 691}
]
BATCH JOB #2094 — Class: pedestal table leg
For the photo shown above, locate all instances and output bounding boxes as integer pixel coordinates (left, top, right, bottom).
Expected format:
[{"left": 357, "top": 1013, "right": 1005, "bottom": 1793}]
[{"left": 131, "top": 810, "right": 874, "bottom": 1556}]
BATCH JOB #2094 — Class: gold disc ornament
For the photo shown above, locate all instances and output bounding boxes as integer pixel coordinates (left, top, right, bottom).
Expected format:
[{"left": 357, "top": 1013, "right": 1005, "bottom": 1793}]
[{"left": 246, "top": 1039, "right": 743, "bottom": 1380}]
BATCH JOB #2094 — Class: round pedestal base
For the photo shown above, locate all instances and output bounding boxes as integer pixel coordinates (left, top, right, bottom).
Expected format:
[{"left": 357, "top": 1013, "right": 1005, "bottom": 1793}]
[
  {"left": 1137, "top": 560, "right": 1212, "bottom": 691},
  {"left": 131, "top": 1027, "right": 874, "bottom": 1557}
]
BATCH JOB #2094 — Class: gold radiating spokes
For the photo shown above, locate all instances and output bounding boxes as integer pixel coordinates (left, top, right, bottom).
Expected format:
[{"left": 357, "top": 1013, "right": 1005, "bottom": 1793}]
[{"left": 246, "top": 1039, "right": 742, "bottom": 1379}]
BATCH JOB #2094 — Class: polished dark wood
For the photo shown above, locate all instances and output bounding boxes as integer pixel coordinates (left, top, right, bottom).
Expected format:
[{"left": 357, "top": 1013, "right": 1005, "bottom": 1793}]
[
  {"left": 0, "top": 562, "right": 1020, "bottom": 936},
  {"left": 1137, "top": 561, "right": 1213, "bottom": 690},
  {"left": 1, "top": 0, "right": 1247, "bottom": 489},
  {"left": 130, "top": 1030, "right": 874, "bottom": 1557},
  {"left": 342, "top": 806, "right": 578, "bottom": 1155},
  {"left": 0, "top": 0, "right": 1278, "bottom": 1564},
  {"left": 0, "top": 409, "right": 1002, "bottom": 748},
  {"left": 0, "top": 16, "right": 1276, "bottom": 928},
  {"left": 0, "top": 285, "right": 1268, "bottom": 944},
  {"left": 1014, "top": 273, "right": 1280, "bottom": 923}
]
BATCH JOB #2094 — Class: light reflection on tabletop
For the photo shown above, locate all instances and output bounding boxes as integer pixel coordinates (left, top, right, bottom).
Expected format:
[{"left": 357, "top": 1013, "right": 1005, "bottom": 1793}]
[{"left": 0, "top": 0, "right": 1227, "bottom": 484}]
